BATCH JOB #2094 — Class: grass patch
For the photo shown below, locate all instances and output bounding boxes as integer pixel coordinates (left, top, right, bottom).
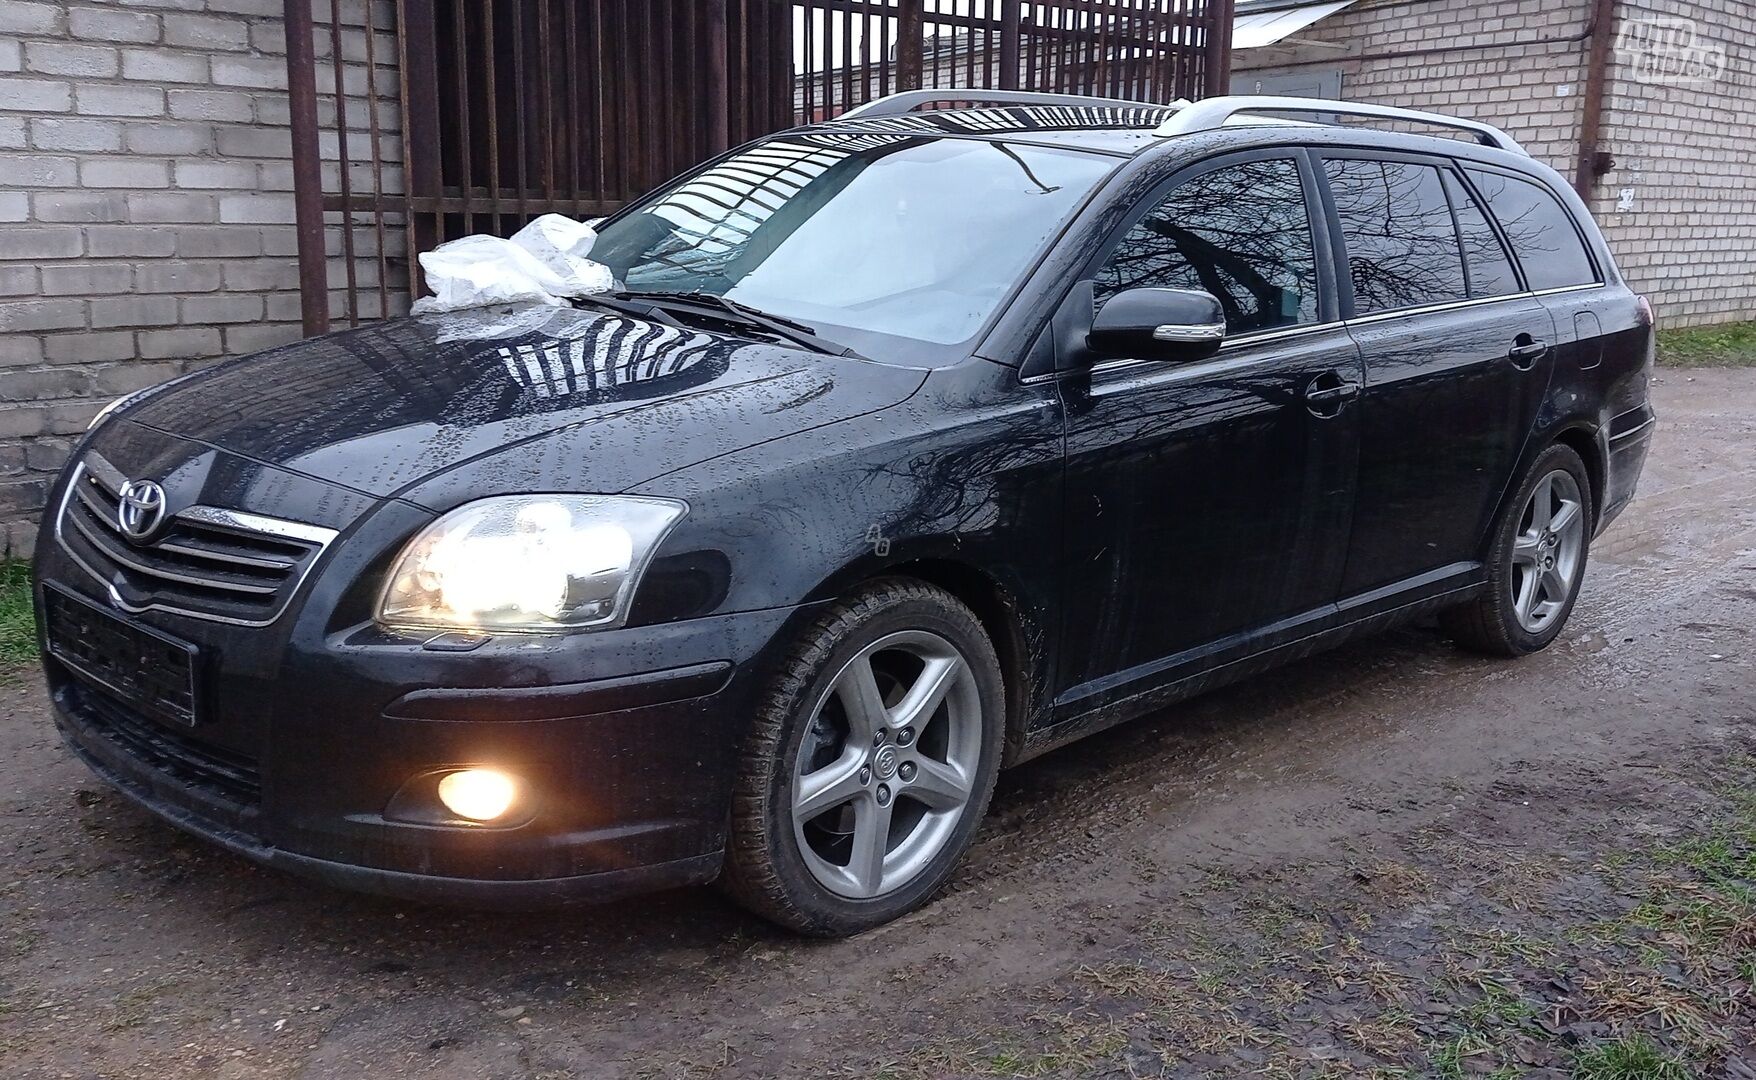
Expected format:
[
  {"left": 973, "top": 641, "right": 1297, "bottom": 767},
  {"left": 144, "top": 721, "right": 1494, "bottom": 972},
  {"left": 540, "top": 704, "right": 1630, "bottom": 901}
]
[
  {"left": 0, "top": 560, "right": 36, "bottom": 665},
  {"left": 1657, "top": 322, "right": 1756, "bottom": 367},
  {"left": 1572, "top": 1033, "right": 1692, "bottom": 1080},
  {"left": 1431, "top": 1033, "right": 1491, "bottom": 1080}
]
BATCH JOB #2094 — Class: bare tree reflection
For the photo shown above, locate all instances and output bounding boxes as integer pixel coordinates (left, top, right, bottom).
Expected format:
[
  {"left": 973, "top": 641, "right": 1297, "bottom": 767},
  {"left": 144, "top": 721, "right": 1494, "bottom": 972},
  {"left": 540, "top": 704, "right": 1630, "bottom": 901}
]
[
  {"left": 1443, "top": 172, "right": 1521, "bottom": 298},
  {"left": 1464, "top": 170, "right": 1598, "bottom": 291},
  {"left": 1324, "top": 159, "right": 1468, "bottom": 313},
  {"left": 1094, "top": 158, "right": 1318, "bottom": 333}
]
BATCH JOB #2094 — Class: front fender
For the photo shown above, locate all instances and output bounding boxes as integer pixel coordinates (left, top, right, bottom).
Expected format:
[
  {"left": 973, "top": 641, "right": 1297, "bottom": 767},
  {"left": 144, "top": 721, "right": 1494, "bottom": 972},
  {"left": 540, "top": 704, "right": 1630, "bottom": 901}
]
[{"left": 630, "top": 361, "right": 1068, "bottom": 725}]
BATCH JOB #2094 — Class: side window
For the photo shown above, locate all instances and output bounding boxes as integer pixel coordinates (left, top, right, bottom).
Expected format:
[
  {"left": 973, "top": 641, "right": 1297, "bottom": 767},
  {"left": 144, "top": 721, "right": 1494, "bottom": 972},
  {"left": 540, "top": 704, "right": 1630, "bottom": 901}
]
[
  {"left": 1094, "top": 158, "right": 1319, "bottom": 335},
  {"left": 1442, "top": 170, "right": 1521, "bottom": 298},
  {"left": 1324, "top": 158, "right": 1469, "bottom": 314},
  {"left": 1465, "top": 169, "right": 1599, "bottom": 291}
]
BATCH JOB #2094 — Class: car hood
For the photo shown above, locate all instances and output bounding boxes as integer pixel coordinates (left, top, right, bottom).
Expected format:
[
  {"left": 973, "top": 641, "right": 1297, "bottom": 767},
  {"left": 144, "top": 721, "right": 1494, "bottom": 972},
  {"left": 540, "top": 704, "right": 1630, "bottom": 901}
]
[{"left": 122, "top": 304, "right": 928, "bottom": 507}]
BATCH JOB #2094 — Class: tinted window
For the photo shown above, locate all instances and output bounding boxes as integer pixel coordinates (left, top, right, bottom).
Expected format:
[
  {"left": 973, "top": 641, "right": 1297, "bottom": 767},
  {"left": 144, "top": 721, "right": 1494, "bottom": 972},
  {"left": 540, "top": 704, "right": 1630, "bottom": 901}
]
[
  {"left": 1325, "top": 159, "right": 1469, "bottom": 314},
  {"left": 1465, "top": 170, "right": 1598, "bottom": 291},
  {"left": 1094, "top": 158, "right": 1319, "bottom": 335},
  {"left": 1442, "top": 170, "right": 1521, "bottom": 298}
]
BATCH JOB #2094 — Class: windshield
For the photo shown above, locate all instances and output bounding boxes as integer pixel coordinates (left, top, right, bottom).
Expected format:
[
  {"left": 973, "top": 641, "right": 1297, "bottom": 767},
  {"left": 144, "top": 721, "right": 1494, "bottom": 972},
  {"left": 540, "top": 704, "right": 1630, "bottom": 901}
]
[{"left": 589, "top": 133, "right": 1116, "bottom": 353}]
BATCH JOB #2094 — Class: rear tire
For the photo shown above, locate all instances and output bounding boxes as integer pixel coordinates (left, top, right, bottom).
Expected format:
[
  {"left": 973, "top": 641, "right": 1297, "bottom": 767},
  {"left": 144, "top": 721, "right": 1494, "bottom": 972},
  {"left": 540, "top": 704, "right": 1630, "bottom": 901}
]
[
  {"left": 720, "top": 578, "right": 1005, "bottom": 937},
  {"left": 1443, "top": 443, "right": 1594, "bottom": 657}
]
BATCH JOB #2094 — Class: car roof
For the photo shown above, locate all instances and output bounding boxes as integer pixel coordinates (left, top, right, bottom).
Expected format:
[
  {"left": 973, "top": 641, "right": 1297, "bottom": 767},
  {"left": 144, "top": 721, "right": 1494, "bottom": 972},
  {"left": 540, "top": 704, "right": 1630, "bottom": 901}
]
[
  {"left": 805, "top": 103, "right": 1181, "bottom": 157},
  {"left": 793, "top": 97, "right": 1542, "bottom": 176}
]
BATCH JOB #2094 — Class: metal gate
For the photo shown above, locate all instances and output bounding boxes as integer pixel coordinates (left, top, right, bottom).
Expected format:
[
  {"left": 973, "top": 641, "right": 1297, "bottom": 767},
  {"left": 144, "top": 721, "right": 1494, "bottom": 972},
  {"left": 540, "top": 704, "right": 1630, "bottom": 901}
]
[{"left": 286, "top": 0, "right": 1233, "bottom": 335}]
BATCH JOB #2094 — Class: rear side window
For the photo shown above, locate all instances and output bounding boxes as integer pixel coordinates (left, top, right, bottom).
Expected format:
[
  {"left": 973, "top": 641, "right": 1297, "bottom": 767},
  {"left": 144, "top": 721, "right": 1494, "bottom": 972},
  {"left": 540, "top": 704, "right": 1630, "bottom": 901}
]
[
  {"left": 1442, "top": 171, "right": 1521, "bottom": 298},
  {"left": 1324, "top": 158, "right": 1469, "bottom": 315},
  {"left": 1094, "top": 157, "right": 1320, "bottom": 335},
  {"left": 1465, "top": 170, "right": 1599, "bottom": 291}
]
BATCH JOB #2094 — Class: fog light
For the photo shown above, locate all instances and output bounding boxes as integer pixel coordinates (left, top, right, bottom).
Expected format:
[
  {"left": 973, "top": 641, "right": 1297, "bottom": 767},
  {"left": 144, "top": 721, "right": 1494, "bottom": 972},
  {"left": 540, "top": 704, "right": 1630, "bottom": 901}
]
[{"left": 436, "top": 769, "right": 519, "bottom": 822}]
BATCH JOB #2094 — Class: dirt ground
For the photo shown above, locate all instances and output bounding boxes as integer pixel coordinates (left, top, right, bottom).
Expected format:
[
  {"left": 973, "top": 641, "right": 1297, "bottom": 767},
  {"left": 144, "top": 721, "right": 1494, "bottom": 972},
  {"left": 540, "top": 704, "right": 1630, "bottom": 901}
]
[{"left": 3, "top": 369, "right": 1754, "bottom": 1080}]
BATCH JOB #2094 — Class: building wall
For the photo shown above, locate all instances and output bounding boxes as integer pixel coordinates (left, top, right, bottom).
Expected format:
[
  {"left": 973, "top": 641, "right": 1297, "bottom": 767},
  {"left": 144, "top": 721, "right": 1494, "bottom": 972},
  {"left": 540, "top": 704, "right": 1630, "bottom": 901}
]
[
  {"left": 0, "top": 0, "right": 396, "bottom": 557},
  {"left": 1235, "top": 0, "right": 1756, "bottom": 330},
  {"left": 1598, "top": 0, "right": 1755, "bottom": 327}
]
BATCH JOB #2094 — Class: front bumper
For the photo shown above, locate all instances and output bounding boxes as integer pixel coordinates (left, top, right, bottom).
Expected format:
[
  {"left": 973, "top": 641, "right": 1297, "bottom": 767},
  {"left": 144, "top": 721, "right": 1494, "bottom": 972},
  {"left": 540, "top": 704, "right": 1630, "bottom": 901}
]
[
  {"left": 42, "top": 568, "right": 813, "bottom": 906},
  {"left": 55, "top": 718, "right": 723, "bottom": 907}
]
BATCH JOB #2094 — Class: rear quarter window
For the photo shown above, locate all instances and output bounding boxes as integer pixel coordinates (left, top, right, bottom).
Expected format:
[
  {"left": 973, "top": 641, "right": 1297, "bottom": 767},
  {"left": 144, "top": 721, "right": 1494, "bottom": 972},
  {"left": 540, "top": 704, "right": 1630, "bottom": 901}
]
[{"left": 1465, "top": 170, "right": 1600, "bottom": 291}]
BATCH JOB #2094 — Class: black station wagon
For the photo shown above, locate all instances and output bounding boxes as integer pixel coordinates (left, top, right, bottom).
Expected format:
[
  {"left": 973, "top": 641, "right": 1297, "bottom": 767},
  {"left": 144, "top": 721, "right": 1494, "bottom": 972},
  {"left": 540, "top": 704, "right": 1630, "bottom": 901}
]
[{"left": 34, "top": 93, "right": 1656, "bottom": 935}]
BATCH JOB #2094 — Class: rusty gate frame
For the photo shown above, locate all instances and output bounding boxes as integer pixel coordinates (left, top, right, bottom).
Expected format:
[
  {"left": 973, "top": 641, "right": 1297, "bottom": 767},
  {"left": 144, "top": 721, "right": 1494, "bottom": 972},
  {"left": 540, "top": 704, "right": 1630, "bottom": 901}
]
[{"left": 284, "top": 0, "right": 1235, "bottom": 337}]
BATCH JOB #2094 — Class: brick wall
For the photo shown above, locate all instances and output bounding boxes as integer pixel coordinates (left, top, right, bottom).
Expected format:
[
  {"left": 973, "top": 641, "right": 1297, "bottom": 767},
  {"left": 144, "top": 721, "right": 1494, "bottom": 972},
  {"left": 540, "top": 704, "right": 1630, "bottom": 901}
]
[
  {"left": 1234, "top": 0, "right": 1592, "bottom": 175},
  {"left": 1235, "top": 0, "right": 1756, "bottom": 329},
  {"left": 0, "top": 0, "right": 397, "bottom": 558},
  {"left": 1595, "top": 0, "right": 1756, "bottom": 327}
]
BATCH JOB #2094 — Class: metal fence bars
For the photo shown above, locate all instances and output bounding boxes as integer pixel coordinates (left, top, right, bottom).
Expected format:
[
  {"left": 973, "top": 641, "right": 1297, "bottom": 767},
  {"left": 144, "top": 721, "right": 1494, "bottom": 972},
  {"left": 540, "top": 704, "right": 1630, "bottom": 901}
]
[{"left": 285, "top": 0, "right": 1233, "bottom": 334}]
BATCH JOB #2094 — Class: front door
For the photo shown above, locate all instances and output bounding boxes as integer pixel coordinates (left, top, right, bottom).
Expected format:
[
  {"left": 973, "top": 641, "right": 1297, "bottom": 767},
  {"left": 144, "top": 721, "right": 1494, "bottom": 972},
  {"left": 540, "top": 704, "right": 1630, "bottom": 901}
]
[
  {"left": 1321, "top": 154, "right": 1559, "bottom": 602},
  {"left": 1055, "top": 152, "right": 1363, "bottom": 714}
]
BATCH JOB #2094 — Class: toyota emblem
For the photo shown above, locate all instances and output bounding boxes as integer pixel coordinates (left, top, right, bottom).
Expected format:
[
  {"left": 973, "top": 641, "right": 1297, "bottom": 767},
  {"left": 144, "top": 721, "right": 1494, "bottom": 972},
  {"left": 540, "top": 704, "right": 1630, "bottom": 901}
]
[{"left": 115, "top": 479, "right": 167, "bottom": 542}]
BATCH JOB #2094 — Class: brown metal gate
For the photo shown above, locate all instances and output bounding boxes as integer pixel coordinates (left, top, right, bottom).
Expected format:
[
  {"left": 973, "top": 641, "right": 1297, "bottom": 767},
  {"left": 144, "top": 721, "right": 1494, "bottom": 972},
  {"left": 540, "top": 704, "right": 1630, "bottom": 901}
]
[{"left": 285, "top": 0, "right": 1233, "bottom": 335}]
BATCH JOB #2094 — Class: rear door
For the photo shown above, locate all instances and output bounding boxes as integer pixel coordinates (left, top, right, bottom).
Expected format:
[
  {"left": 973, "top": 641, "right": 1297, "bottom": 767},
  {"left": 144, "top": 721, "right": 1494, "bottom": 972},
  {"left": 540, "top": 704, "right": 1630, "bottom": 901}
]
[{"left": 1321, "top": 151, "right": 1558, "bottom": 603}]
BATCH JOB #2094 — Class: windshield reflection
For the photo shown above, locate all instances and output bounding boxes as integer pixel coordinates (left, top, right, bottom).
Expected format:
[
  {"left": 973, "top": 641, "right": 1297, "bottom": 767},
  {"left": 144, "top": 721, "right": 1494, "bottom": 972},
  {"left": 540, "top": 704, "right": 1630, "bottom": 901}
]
[{"left": 590, "top": 132, "right": 1116, "bottom": 351}]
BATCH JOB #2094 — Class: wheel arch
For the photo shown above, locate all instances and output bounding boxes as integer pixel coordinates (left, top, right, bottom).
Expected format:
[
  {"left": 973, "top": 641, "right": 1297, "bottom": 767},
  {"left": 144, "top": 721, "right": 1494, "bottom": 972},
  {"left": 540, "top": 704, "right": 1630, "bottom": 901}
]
[
  {"left": 1552, "top": 423, "right": 1607, "bottom": 531},
  {"left": 855, "top": 557, "right": 1038, "bottom": 768},
  {"left": 1475, "top": 419, "right": 1606, "bottom": 565}
]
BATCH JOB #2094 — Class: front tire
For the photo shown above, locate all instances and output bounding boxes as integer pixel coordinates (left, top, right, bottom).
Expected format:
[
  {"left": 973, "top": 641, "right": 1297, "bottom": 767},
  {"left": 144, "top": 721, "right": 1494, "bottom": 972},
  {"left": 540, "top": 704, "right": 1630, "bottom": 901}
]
[
  {"left": 1443, "top": 443, "right": 1594, "bottom": 657},
  {"left": 721, "top": 579, "right": 1005, "bottom": 936}
]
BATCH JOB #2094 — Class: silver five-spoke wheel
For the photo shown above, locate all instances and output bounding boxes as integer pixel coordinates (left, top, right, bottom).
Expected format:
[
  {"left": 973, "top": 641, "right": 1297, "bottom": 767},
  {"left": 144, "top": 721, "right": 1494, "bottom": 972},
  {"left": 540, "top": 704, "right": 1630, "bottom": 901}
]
[
  {"left": 791, "top": 630, "right": 982, "bottom": 900},
  {"left": 1510, "top": 469, "right": 1585, "bottom": 634}
]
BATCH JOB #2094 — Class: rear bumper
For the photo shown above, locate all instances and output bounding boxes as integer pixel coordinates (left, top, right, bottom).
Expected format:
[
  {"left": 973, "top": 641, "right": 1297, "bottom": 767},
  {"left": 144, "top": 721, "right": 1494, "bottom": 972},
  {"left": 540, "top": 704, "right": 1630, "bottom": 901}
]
[{"left": 1599, "top": 406, "right": 1656, "bottom": 533}]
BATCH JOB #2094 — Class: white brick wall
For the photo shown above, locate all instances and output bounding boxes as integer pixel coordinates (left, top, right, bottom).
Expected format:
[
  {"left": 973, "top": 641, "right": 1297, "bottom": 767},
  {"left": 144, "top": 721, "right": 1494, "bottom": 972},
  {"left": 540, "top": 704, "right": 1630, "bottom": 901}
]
[
  {"left": 0, "top": 0, "right": 401, "bottom": 555},
  {"left": 1235, "top": 0, "right": 1756, "bottom": 329},
  {"left": 1593, "top": 0, "right": 1756, "bottom": 327}
]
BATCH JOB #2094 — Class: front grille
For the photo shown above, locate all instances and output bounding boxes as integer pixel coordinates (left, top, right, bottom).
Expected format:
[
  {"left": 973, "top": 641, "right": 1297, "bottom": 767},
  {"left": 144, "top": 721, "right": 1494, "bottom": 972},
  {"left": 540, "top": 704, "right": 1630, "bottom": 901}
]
[
  {"left": 65, "top": 678, "right": 262, "bottom": 807},
  {"left": 43, "top": 586, "right": 197, "bottom": 726},
  {"left": 55, "top": 453, "right": 335, "bottom": 626}
]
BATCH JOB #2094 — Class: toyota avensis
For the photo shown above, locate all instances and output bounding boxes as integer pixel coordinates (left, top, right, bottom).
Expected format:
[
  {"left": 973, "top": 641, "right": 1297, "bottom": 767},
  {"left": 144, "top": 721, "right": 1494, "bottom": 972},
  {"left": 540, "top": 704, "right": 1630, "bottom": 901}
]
[{"left": 34, "top": 93, "right": 1655, "bottom": 936}]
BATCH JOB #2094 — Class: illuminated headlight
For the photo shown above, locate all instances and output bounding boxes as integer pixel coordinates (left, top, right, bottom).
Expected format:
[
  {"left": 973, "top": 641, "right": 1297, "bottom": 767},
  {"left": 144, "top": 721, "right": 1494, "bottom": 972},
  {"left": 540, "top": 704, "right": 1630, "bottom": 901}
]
[{"left": 376, "top": 495, "right": 686, "bottom": 633}]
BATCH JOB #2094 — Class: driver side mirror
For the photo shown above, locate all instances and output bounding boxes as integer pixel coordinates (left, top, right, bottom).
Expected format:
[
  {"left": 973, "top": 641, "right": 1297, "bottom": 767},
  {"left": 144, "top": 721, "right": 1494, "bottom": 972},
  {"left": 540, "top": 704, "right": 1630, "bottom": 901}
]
[{"left": 1087, "top": 288, "right": 1227, "bottom": 364}]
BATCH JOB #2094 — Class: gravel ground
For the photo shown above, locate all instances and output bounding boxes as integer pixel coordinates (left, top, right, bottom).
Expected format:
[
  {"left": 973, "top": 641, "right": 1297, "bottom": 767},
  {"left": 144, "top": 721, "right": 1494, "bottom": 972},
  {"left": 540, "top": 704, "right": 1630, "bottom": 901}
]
[{"left": 2, "top": 369, "right": 1753, "bottom": 1080}]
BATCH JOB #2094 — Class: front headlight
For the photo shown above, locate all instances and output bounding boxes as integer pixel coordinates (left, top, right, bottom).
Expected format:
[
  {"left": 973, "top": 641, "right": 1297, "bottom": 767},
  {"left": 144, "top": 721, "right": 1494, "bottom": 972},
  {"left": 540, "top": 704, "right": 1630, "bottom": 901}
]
[{"left": 377, "top": 495, "right": 686, "bottom": 633}]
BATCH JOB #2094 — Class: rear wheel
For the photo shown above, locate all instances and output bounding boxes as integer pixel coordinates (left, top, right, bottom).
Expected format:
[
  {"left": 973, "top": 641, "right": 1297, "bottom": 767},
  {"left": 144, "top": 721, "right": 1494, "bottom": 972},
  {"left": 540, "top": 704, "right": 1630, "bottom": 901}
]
[
  {"left": 720, "top": 579, "right": 1004, "bottom": 936},
  {"left": 1443, "top": 443, "right": 1593, "bottom": 656}
]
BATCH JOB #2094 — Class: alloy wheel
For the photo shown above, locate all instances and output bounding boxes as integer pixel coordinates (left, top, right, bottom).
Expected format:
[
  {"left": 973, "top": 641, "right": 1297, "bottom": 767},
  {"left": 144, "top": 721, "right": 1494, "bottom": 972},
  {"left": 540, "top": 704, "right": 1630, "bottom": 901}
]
[
  {"left": 791, "top": 630, "right": 983, "bottom": 900},
  {"left": 1510, "top": 469, "right": 1586, "bottom": 634}
]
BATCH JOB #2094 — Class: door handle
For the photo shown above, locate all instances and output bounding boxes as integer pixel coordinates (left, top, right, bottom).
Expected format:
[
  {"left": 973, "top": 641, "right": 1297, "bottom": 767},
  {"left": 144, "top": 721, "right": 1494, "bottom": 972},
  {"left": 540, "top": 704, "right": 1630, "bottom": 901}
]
[
  {"left": 1508, "top": 335, "right": 1549, "bottom": 370},
  {"left": 1303, "top": 373, "right": 1361, "bottom": 416}
]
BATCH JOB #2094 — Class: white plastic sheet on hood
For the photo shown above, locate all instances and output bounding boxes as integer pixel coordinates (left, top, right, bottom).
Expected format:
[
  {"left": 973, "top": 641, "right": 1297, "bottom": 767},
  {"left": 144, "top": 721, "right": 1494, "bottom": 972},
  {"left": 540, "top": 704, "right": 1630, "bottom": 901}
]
[{"left": 410, "top": 213, "right": 616, "bottom": 315}]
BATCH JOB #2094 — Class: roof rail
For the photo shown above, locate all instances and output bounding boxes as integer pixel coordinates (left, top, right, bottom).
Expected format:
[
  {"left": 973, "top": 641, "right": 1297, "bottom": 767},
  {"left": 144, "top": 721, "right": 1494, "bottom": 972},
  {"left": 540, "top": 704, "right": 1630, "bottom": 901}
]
[
  {"left": 839, "top": 88, "right": 1166, "bottom": 121},
  {"left": 1153, "top": 96, "right": 1530, "bottom": 156}
]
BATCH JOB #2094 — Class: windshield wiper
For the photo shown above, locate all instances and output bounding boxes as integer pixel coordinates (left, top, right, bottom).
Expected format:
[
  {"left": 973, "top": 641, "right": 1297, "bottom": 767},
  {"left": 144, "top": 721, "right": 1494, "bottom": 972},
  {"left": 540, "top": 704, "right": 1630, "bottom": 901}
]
[
  {"left": 616, "top": 290, "right": 863, "bottom": 359},
  {"left": 569, "top": 293, "right": 685, "bottom": 328}
]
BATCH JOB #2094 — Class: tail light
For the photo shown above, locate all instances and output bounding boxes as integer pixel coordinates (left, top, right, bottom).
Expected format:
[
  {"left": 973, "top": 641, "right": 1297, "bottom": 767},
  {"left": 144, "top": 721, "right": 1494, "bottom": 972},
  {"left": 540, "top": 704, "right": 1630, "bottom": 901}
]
[{"left": 1636, "top": 295, "right": 1655, "bottom": 329}]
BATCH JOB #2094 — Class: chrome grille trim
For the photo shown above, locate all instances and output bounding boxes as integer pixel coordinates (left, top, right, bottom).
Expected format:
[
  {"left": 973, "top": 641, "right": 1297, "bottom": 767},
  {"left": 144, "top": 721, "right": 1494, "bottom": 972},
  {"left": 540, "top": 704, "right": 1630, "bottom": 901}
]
[
  {"left": 54, "top": 451, "right": 340, "bottom": 627},
  {"left": 177, "top": 504, "right": 338, "bottom": 546},
  {"left": 63, "top": 503, "right": 282, "bottom": 596}
]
